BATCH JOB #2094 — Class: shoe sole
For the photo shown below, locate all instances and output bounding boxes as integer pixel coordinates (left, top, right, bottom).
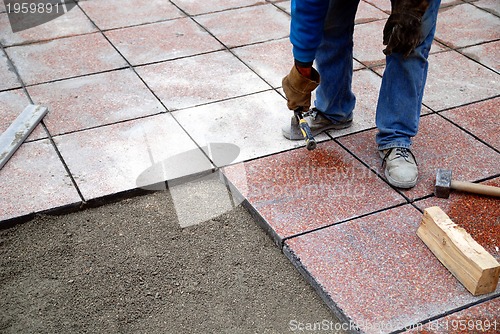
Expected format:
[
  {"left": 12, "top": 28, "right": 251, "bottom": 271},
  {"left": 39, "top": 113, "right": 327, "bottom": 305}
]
[
  {"left": 384, "top": 169, "right": 417, "bottom": 189},
  {"left": 283, "top": 120, "right": 353, "bottom": 141}
]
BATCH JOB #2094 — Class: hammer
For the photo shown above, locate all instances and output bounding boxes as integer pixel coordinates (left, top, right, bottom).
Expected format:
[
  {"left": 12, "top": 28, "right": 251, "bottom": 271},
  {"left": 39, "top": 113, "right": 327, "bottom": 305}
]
[
  {"left": 435, "top": 169, "right": 500, "bottom": 198},
  {"left": 294, "top": 108, "right": 317, "bottom": 151}
]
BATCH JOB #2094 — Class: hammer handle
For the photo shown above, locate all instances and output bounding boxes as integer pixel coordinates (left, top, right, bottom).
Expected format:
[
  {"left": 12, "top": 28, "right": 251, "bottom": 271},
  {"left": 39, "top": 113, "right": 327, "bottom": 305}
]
[
  {"left": 451, "top": 180, "right": 500, "bottom": 197},
  {"left": 294, "top": 109, "right": 317, "bottom": 151}
]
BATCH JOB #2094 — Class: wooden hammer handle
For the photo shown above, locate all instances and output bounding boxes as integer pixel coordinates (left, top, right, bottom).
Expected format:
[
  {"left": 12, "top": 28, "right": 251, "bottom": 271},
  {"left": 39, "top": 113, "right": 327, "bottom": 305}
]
[{"left": 451, "top": 180, "right": 500, "bottom": 197}]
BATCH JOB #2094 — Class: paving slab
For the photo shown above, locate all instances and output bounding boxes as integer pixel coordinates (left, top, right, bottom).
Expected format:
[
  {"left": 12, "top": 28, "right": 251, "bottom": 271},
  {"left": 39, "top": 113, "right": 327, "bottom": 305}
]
[
  {"left": 364, "top": 0, "right": 391, "bottom": 13},
  {"left": 404, "top": 297, "right": 500, "bottom": 333},
  {"left": 435, "top": 3, "right": 500, "bottom": 49},
  {"left": 283, "top": 204, "right": 500, "bottom": 334},
  {"left": 273, "top": 0, "right": 291, "bottom": 14},
  {"left": 338, "top": 113, "right": 500, "bottom": 201},
  {"left": 105, "top": 17, "right": 223, "bottom": 66},
  {"left": 473, "top": 0, "right": 500, "bottom": 16},
  {"left": 460, "top": 40, "right": 500, "bottom": 74},
  {"left": 0, "top": 7, "right": 97, "bottom": 47},
  {"left": 325, "top": 69, "right": 380, "bottom": 139},
  {"left": 27, "top": 68, "right": 165, "bottom": 136},
  {"left": 353, "top": 19, "right": 387, "bottom": 67},
  {"left": 194, "top": 4, "right": 290, "bottom": 48},
  {"left": 137, "top": 50, "right": 269, "bottom": 111},
  {"left": 232, "top": 38, "right": 292, "bottom": 88},
  {"left": 353, "top": 19, "right": 447, "bottom": 68},
  {"left": 0, "top": 50, "right": 20, "bottom": 91},
  {"left": 0, "top": 89, "right": 46, "bottom": 141},
  {"left": 173, "top": 90, "right": 312, "bottom": 163},
  {"left": 355, "top": 0, "right": 388, "bottom": 24},
  {"left": 0, "top": 139, "right": 81, "bottom": 222},
  {"left": 440, "top": 97, "right": 500, "bottom": 150},
  {"left": 53, "top": 113, "right": 211, "bottom": 201},
  {"left": 440, "top": 0, "right": 464, "bottom": 7},
  {"left": 79, "top": 0, "right": 184, "bottom": 30},
  {"left": 233, "top": 38, "right": 365, "bottom": 89},
  {"left": 423, "top": 50, "right": 499, "bottom": 111},
  {"left": 173, "top": 0, "right": 266, "bottom": 16},
  {"left": 414, "top": 177, "right": 500, "bottom": 261},
  {"left": 6, "top": 33, "right": 127, "bottom": 85},
  {"left": 223, "top": 140, "right": 406, "bottom": 245}
]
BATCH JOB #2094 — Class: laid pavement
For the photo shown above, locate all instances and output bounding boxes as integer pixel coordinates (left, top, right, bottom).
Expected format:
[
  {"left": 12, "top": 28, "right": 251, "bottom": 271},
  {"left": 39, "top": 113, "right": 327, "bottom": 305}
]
[{"left": 1, "top": 1, "right": 499, "bottom": 333}]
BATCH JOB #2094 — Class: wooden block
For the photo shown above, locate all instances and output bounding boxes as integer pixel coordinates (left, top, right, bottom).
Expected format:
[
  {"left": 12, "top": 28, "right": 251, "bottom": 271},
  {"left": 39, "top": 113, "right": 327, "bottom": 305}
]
[{"left": 417, "top": 206, "right": 500, "bottom": 296}]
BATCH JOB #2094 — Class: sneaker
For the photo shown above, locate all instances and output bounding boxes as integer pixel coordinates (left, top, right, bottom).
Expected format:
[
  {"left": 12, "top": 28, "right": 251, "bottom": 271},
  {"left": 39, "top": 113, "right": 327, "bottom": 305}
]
[
  {"left": 379, "top": 147, "right": 418, "bottom": 189},
  {"left": 282, "top": 109, "right": 352, "bottom": 140}
]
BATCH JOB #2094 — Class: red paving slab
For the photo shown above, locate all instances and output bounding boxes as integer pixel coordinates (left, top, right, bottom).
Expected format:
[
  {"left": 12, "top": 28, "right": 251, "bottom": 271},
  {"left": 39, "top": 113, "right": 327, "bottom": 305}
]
[
  {"left": 172, "top": 90, "right": 304, "bottom": 163},
  {"left": 414, "top": 177, "right": 500, "bottom": 261},
  {"left": 105, "top": 17, "right": 223, "bottom": 66},
  {"left": 425, "top": 50, "right": 499, "bottom": 111},
  {"left": 474, "top": 0, "right": 500, "bottom": 16},
  {"left": 223, "top": 140, "right": 406, "bottom": 244},
  {"left": 440, "top": 97, "right": 500, "bottom": 150},
  {"left": 0, "top": 8, "right": 97, "bottom": 47},
  {"left": 5, "top": 33, "right": 127, "bottom": 85},
  {"left": 173, "top": 0, "right": 266, "bottom": 16},
  {"left": 233, "top": 38, "right": 365, "bottom": 89},
  {"left": 0, "top": 139, "right": 81, "bottom": 222},
  {"left": 352, "top": 17, "right": 446, "bottom": 67},
  {"left": 283, "top": 204, "right": 500, "bottom": 334},
  {"left": 27, "top": 68, "right": 165, "bottom": 136},
  {"left": 232, "top": 38, "right": 292, "bottom": 88},
  {"left": 0, "top": 51, "right": 20, "bottom": 91},
  {"left": 404, "top": 297, "right": 500, "bottom": 333},
  {"left": 364, "top": 0, "right": 390, "bottom": 12},
  {"left": 339, "top": 114, "right": 500, "bottom": 201},
  {"left": 273, "top": 0, "right": 290, "bottom": 14},
  {"left": 355, "top": 0, "right": 388, "bottom": 24},
  {"left": 136, "top": 50, "right": 269, "bottom": 111},
  {"left": 353, "top": 19, "right": 387, "bottom": 67},
  {"left": 461, "top": 40, "right": 500, "bottom": 74},
  {"left": 194, "top": 4, "right": 290, "bottom": 48},
  {"left": 327, "top": 69, "right": 379, "bottom": 138},
  {"left": 53, "top": 113, "right": 211, "bottom": 201},
  {"left": 0, "top": 89, "right": 46, "bottom": 141},
  {"left": 435, "top": 3, "right": 500, "bottom": 49},
  {"left": 79, "top": 0, "right": 184, "bottom": 30}
]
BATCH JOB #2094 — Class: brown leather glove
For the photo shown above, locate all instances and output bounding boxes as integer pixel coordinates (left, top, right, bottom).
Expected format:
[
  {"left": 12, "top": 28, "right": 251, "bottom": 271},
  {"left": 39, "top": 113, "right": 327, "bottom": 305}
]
[
  {"left": 282, "top": 65, "right": 320, "bottom": 111},
  {"left": 383, "top": 0, "right": 429, "bottom": 58}
]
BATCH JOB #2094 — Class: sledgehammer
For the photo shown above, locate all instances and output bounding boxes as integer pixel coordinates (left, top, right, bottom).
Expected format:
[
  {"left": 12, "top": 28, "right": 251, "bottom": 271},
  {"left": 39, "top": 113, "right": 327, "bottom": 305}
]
[{"left": 435, "top": 169, "right": 500, "bottom": 198}]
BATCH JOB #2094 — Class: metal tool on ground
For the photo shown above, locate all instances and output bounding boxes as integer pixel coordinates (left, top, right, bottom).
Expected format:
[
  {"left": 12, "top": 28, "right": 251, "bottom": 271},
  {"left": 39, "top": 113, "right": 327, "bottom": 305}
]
[
  {"left": 294, "top": 108, "right": 316, "bottom": 151},
  {"left": 417, "top": 206, "right": 500, "bottom": 296},
  {"left": 435, "top": 169, "right": 500, "bottom": 198},
  {"left": 0, "top": 105, "right": 48, "bottom": 171}
]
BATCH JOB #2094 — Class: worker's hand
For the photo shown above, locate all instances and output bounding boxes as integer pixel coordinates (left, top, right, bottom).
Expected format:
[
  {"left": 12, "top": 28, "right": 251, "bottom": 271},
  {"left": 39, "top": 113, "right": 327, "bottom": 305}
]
[
  {"left": 383, "top": 0, "right": 429, "bottom": 58},
  {"left": 282, "top": 64, "right": 320, "bottom": 111}
]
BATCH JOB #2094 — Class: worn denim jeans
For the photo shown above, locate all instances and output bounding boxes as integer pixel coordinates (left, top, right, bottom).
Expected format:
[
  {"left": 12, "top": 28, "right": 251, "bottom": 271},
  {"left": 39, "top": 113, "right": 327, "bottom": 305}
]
[{"left": 314, "top": 0, "right": 441, "bottom": 150}]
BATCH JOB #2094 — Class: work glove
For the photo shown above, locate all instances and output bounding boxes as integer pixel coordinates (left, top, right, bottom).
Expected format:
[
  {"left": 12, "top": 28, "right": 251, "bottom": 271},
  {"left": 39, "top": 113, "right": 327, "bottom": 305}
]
[
  {"left": 383, "top": 0, "right": 430, "bottom": 58},
  {"left": 282, "top": 64, "right": 320, "bottom": 111}
]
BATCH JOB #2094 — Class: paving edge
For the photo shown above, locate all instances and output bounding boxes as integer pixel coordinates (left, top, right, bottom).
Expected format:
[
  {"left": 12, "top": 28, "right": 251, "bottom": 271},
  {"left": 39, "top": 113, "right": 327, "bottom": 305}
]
[{"left": 283, "top": 242, "right": 364, "bottom": 334}]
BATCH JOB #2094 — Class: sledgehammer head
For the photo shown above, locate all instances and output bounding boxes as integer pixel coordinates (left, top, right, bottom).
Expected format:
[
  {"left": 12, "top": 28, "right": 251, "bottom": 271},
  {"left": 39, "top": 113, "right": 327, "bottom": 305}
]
[{"left": 435, "top": 169, "right": 452, "bottom": 198}]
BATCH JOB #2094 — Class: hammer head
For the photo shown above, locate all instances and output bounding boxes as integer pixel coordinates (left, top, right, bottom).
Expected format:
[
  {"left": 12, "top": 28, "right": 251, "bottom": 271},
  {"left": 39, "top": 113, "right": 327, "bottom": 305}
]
[{"left": 435, "top": 169, "right": 452, "bottom": 198}]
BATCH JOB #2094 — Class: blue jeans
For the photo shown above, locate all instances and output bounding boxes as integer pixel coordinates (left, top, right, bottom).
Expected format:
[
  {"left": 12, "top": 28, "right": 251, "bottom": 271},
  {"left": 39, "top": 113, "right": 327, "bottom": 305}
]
[{"left": 314, "top": 0, "right": 441, "bottom": 150}]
